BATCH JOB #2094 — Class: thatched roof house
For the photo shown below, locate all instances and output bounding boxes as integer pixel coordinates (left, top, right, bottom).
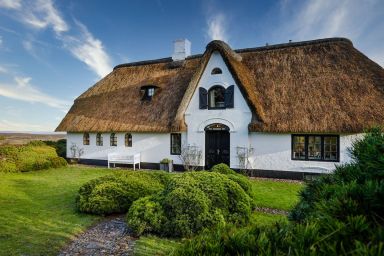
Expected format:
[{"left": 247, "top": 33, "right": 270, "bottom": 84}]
[
  {"left": 57, "top": 38, "right": 384, "bottom": 134},
  {"left": 58, "top": 38, "right": 384, "bottom": 176}
]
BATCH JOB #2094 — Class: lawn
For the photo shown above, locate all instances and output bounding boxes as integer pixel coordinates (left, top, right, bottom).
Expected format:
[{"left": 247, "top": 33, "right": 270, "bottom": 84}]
[
  {"left": 0, "top": 167, "right": 303, "bottom": 255},
  {"left": 250, "top": 178, "right": 303, "bottom": 210},
  {"left": 0, "top": 166, "right": 114, "bottom": 256}
]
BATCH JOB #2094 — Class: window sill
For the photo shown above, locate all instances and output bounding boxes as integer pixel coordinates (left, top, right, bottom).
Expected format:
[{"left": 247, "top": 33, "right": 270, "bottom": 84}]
[{"left": 291, "top": 158, "right": 339, "bottom": 163}]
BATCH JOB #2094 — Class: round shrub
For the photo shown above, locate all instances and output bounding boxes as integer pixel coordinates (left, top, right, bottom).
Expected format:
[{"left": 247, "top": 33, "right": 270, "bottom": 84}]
[
  {"left": 49, "top": 156, "right": 67, "bottom": 168},
  {"left": 0, "top": 161, "right": 17, "bottom": 172},
  {"left": 76, "top": 171, "right": 167, "bottom": 215},
  {"left": 210, "top": 163, "right": 237, "bottom": 175},
  {"left": 126, "top": 196, "right": 166, "bottom": 237},
  {"left": 127, "top": 171, "right": 252, "bottom": 238}
]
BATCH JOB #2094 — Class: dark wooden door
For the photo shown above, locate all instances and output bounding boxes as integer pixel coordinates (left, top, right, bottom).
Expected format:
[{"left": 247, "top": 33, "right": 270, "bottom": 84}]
[{"left": 205, "top": 130, "right": 230, "bottom": 169}]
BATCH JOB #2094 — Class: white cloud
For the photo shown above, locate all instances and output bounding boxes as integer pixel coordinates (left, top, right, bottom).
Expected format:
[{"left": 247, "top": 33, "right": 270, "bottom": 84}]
[
  {"left": 0, "top": 0, "right": 112, "bottom": 77},
  {"left": 0, "top": 119, "right": 48, "bottom": 131},
  {"left": 19, "top": 0, "right": 68, "bottom": 33},
  {"left": 0, "top": 0, "right": 21, "bottom": 9},
  {"left": 0, "top": 76, "right": 71, "bottom": 111},
  {"left": 206, "top": 13, "right": 229, "bottom": 42},
  {"left": 274, "top": 0, "right": 384, "bottom": 67},
  {"left": 61, "top": 21, "right": 112, "bottom": 78}
]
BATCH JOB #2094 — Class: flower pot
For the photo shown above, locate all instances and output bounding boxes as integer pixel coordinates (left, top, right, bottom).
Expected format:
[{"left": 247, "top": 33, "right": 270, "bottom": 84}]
[{"left": 160, "top": 161, "right": 173, "bottom": 172}]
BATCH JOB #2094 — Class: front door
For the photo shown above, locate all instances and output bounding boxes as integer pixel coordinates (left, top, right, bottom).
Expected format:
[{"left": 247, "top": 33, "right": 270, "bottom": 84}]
[{"left": 205, "top": 123, "right": 230, "bottom": 169}]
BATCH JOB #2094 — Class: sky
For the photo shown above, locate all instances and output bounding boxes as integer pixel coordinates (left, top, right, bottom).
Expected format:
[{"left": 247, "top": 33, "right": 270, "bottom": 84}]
[{"left": 0, "top": 0, "right": 383, "bottom": 132}]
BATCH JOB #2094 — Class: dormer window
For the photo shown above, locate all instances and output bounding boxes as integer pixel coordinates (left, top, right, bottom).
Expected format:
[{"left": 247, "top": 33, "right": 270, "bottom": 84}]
[
  {"left": 208, "top": 85, "right": 226, "bottom": 109},
  {"left": 211, "top": 67, "right": 222, "bottom": 75},
  {"left": 141, "top": 85, "right": 158, "bottom": 101}
]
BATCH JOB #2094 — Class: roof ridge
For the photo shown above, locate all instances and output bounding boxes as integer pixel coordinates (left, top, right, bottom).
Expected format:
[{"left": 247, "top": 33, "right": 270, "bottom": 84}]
[{"left": 113, "top": 37, "right": 353, "bottom": 70}]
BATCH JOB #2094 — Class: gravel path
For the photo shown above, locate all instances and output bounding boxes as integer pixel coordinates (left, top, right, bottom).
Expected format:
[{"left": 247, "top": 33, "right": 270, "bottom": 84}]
[{"left": 59, "top": 216, "right": 136, "bottom": 256}]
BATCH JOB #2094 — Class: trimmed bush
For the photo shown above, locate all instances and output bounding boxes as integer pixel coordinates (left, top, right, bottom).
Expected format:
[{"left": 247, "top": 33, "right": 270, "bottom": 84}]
[
  {"left": 127, "top": 196, "right": 166, "bottom": 236},
  {"left": 210, "top": 163, "right": 237, "bottom": 175},
  {"left": 49, "top": 156, "right": 67, "bottom": 168},
  {"left": 0, "top": 143, "right": 64, "bottom": 172},
  {"left": 76, "top": 171, "right": 169, "bottom": 215},
  {"left": 127, "top": 171, "right": 253, "bottom": 238}
]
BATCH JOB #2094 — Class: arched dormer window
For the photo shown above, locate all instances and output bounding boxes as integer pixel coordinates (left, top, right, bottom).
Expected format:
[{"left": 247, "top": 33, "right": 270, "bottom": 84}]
[
  {"left": 208, "top": 85, "right": 226, "bottom": 109},
  {"left": 83, "top": 133, "right": 90, "bottom": 145},
  {"left": 110, "top": 133, "right": 117, "bottom": 146},
  {"left": 141, "top": 85, "right": 158, "bottom": 101},
  {"left": 96, "top": 133, "right": 103, "bottom": 146},
  {"left": 211, "top": 67, "right": 222, "bottom": 75},
  {"left": 125, "top": 133, "right": 132, "bottom": 147}
]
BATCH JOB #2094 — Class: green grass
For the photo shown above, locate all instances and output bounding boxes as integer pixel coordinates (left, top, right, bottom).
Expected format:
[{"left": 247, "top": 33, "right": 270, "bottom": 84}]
[
  {"left": 134, "top": 236, "right": 181, "bottom": 256},
  {"left": 0, "top": 166, "right": 114, "bottom": 256},
  {"left": 250, "top": 211, "right": 287, "bottom": 226},
  {"left": 250, "top": 179, "right": 303, "bottom": 210},
  {"left": 0, "top": 167, "right": 303, "bottom": 255}
]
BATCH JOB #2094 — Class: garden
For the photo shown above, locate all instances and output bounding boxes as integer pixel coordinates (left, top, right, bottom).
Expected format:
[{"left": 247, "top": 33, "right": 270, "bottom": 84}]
[{"left": 0, "top": 128, "right": 383, "bottom": 255}]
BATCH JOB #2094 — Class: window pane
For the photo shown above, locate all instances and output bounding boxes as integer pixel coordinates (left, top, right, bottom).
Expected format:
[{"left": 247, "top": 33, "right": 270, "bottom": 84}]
[
  {"left": 110, "top": 133, "right": 117, "bottom": 146},
  {"left": 96, "top": 133, "right": 103, "bottom": 146},
  {"left": 209, "top": 86, "right": 225, "bottom": 108},
  {"left": 83, "top": 133, "right": 89, "bottom": 145},
  {"left": 308, "top": 136, "right": 322, "bottom": 160},
  {"left": 171, "top": 134, "right": 181, "bottom": 155},
  {"left": 125, "top": 133, "right": 132, "bottom": 147},
  {"left": 292, "top": 135, "right": 306, "bottom": 160},
  {"left": 324, "top": 136, "right": 338, "bottom": 160}
]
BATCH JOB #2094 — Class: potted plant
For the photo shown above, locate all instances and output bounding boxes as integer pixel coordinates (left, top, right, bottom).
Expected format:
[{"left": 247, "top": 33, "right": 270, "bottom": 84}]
[{"left": 160, "top": 158, "right": 173, "bottom": 172}]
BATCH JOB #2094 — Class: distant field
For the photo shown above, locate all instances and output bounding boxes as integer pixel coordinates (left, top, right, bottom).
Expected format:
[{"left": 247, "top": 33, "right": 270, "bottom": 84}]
[{"left": 0, "top": 133, "right": 65, "bottom": 145}]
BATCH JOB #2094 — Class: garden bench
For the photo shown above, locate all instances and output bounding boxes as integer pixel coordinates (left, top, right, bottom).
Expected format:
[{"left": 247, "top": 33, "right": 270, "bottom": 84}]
[{"left": 107, "top": 152, "right": 141, "bottom": 170}]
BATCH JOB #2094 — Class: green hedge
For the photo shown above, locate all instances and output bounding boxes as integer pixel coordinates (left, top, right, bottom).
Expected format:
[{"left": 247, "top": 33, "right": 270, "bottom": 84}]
[
  {"left": 0, "top": 142, "right": 67, "bottom": 173},
  {"left": 127, "top": 171, "right": 254, "bottom": 238},
  {"left": 175, "top": 128, "right": 384, "bottom": 255},
  {"left": 76, "top": 171, "right": 169, "bottom": 215}
]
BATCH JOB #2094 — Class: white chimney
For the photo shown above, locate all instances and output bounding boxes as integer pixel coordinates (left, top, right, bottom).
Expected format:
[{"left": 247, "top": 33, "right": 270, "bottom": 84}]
[{"left": 172, "top": 39, "right": 191, "bottom": 61}]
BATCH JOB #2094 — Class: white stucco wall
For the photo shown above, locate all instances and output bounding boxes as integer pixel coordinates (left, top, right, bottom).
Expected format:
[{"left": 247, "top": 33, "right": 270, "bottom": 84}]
[
  {"left": 248, "top": 133, "right": 362, "bottom": 173},
  {"left": 66, "top": 132, "right": 186, "bottom": 165},
  {"left": 185, "top": 51, "right": 252, "bottom": 168}
]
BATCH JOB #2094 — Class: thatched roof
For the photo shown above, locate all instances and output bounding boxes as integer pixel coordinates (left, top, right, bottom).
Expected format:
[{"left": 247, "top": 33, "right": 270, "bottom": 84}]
[{"left": 56, "top": 38, "right": 384, "bottom": 133}]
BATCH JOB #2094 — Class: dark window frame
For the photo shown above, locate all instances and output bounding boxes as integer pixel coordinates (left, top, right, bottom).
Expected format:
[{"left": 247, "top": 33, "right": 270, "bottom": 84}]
[
  {"left": 170, "top": 133, "right": 181, "bottom": 155},
  {"left": 125, "top": 133, "right": 132, "bottom": 147},
  {"left": 110, "top": 133, "right": 117, "bottom": 147},
  {"left": 96, "top": 133, "right": 103, "bottom": 146},
  {"left": 208, "top": 85, "right": 226, "bottom": 110},
  {"left": 83, "top": 133, "right": 90, "bottom": 145},
  {"left": 211, "top": 67, "right": 222, "bottom": 75},
  {"left": 291, "top": 134, "right": 340, "bottom": 162}
]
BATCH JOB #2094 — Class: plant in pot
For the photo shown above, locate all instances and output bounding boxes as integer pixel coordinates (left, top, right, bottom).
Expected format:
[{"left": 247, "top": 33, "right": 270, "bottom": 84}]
[{"left": 160, "top": 158, "right": 173, "bottom": 172}]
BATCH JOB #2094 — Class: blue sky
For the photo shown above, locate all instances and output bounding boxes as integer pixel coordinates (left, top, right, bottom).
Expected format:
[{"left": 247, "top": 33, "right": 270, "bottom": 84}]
[{"left": 0, "top": 0, "right": 383, "bottom": 132}]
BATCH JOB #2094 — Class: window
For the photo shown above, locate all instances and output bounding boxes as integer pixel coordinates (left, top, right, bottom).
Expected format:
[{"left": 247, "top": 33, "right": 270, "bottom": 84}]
[
  {"left": 125, "top": 133, "right": 132, "bottom": 147},
  {"left": 110, "top": 133, "right": 117, "bottom": 146},
  {"left": 83, "top": 133, "right": 90, "bottom": 145},
  {"left": 211, "top": 67, "right": 222, "bottom": 75},
  {"left": 141, "top": 85, "right": 157, "bottom": 101},
  {"left": 292, "top": 135, "right": 339, "bottom": 162},
  {"left": 170, "top": 133, "right": 181, "bottom": 155},
  {"left": 96, "top": 133, "right": 103, "bottom": 146},
  {"left": 208, "top": 86, "right": 226, "bottom": 109}
]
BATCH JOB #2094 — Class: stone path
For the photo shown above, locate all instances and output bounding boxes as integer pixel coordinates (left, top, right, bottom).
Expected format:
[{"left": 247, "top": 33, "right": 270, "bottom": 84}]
[{"left": 59, "top": 216, "right": 136, "bottom": 256}]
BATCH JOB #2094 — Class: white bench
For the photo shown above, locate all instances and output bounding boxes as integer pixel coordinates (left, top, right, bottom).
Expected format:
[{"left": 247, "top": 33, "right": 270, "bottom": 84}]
[{"left": 107, "top": 153, "right": 141, "bottom": 170}]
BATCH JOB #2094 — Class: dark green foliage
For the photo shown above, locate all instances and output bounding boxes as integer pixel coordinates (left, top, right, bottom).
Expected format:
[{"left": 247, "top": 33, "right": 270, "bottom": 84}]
[
  {"left": 210, "top": 163, "right": 237, "bottom": 175},
  {"left": 43, "top": 139, "right": 67, "bottom": 158},
  {"left": 127, "top": 196, "right": 166, "bottom": 236},
  {"left": 76, "top": 171, "right": 168, "bottom": 215},
  {"left": 175, "top": 128, "right": 384, "bottom": 255},
  {"left": 0, "top": 143, "right": 65, "bottom": 172},
  {"left": 127, "top": 171, "right": 253, "bottom": 238}
]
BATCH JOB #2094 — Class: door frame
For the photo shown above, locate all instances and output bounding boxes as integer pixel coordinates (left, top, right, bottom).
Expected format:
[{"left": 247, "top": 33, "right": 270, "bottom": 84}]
[{"left": 204, "top": 123, "right": 230, "bottom": 169}]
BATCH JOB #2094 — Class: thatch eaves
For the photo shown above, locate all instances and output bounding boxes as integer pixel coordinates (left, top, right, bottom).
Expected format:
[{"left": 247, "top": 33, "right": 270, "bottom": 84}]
[{"left": 56, "top": 38, "right": 384, "bottom": 133}]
